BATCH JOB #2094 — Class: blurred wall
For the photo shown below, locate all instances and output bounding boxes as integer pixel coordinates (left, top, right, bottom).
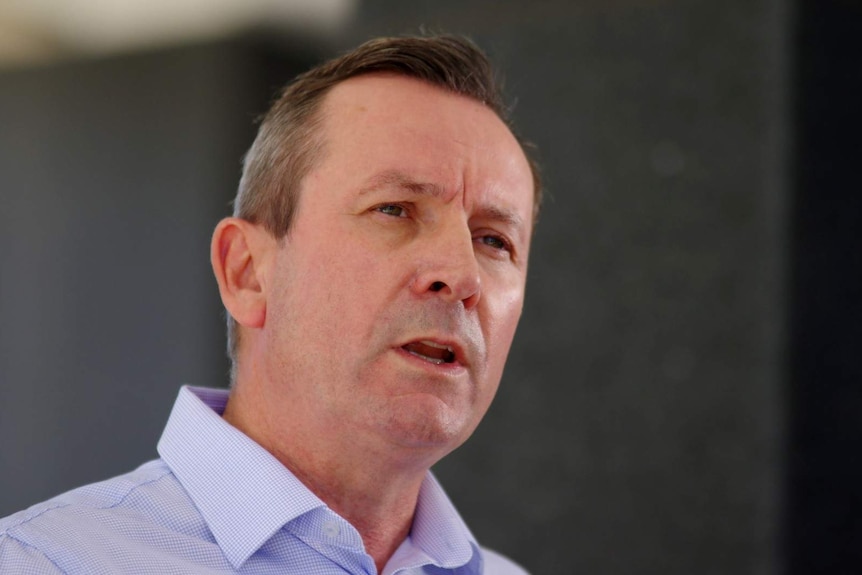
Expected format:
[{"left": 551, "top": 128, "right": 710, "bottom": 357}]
[
  {"left": 3, "top": 1, "right": 860, "bottom": 574},
  {"left": 786, "top": 1, "right": 862, "bottom": 572},
  {"left": 0, "top": 37, "right": 318, "bottom": 515}
]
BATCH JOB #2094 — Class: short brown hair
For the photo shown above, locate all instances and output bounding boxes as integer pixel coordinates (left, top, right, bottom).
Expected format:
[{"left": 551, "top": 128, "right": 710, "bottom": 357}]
[{"left": 226, "top": 34, "right": 542, "bottom": 370}]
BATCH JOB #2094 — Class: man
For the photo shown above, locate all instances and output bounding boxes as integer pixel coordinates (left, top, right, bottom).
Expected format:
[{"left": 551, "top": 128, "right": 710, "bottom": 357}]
[{"left": 0, "top": 34, "right": 540, "bottom": 574}]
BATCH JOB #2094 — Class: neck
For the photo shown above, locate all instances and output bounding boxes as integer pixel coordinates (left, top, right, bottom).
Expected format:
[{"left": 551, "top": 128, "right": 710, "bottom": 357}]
[
  {"left": 223, "top": 381, "right": 430, "bottom": 572},
  {"left": 285, "top": 457, "right": 421, "bottom": 572}
]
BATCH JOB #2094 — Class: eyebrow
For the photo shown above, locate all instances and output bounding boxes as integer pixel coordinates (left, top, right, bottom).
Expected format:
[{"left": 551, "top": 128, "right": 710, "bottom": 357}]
[
  {"left": 359, "top": 169, "right": 526, "bottom": 237},
  {"left": 358, "top": 170, "right": 445, "bottom": 198},
  {"left": 475, "top": 204, "right": 525, "bottom": 233}
]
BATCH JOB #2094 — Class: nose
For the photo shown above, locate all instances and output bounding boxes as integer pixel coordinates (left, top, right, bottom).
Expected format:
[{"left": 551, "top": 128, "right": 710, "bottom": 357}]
[{"left": 411, "top": 224, "right": 481, "bottom": 309}]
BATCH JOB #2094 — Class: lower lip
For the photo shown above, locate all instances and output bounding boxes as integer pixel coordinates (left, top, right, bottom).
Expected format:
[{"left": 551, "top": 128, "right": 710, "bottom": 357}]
[{"left": 394, "top": 346, "right": 467, "bottom": 374}]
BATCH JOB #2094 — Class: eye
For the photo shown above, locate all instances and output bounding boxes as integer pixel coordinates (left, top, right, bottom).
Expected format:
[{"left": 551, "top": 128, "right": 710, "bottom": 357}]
[
  {"left": 475, "top": 234, "right": 513, "bottom": 254},
  {"left": 375, "top": 204, "right": 408, "bottom": 218}
]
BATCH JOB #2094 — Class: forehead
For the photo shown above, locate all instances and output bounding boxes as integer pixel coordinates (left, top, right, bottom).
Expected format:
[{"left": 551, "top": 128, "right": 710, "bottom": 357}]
[{"left": 314, "top": 74, "right": 534, "bottom": 227}]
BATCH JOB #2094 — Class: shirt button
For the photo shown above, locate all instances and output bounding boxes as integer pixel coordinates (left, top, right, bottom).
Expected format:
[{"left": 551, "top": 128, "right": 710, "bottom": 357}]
[{"left": 322, "top": 519, "right": 340, "bottom": 538}]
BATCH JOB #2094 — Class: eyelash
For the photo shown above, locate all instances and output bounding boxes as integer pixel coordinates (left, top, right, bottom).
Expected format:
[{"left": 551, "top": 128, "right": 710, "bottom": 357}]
[
  {"left": 375, "top": 204, "right": 409, "bottom": 218},
  {"left": 372, "top": 203, "right": 515, "bottom": 256}
]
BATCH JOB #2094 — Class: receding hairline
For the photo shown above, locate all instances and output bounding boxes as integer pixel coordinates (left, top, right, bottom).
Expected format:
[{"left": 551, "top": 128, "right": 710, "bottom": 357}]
[{"left": 302, "top": 71, "right": 538, "bottom": 222}]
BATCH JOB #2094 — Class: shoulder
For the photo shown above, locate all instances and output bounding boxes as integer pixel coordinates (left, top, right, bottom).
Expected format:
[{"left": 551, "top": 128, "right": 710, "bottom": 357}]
[
  {"left": 0, "top": 459, "right": 182, "bottom": 573},
  {"left": 481, "top": 546, "right": 530, "bottom": 575},
  {"left": 0, "top": 534, "right": 65, "bottom": 574},
  {"left": 0, "top": 459, "right": 173, "bottom": 531}
]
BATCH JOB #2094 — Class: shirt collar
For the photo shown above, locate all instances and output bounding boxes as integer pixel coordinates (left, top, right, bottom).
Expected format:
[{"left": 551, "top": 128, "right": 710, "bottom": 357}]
[
  {"left": 157, "top": 385, "right": 480, "bottom": 571},
  {"left": 157, "top": 386, "right": 326, "bottom": 569},
  {"left": 410, "top": 473, "right": 479, "bottom": 569}
]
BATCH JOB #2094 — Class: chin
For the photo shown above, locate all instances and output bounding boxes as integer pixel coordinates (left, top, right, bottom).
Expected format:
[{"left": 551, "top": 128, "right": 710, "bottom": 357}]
[{"left": 379, "top": 396, "right": 474, "bottom": 452}]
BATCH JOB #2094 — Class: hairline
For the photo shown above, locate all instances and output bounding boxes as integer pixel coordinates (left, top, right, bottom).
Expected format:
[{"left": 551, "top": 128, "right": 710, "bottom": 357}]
[{"left": 270, "top": 70, "right": 537, "bottom": 239}]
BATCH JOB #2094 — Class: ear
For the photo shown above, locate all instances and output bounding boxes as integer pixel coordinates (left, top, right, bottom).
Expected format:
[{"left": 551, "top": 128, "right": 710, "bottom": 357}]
[{"left": 210, "top": 217, "right": 273, "bottom": 331}]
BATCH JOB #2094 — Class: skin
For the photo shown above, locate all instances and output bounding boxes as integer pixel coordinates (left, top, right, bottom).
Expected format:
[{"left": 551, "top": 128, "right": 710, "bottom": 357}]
[{"left": 211, "top": 73, "right": 534, "bottom": 572}]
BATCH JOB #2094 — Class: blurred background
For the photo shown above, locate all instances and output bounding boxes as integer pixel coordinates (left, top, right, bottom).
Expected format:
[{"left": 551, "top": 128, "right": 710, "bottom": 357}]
[{"left": 1, "top": 0, "right": 860, "bottom": 573}]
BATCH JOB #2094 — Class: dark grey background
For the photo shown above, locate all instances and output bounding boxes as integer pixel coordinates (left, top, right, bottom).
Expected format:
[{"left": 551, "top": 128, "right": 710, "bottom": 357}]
[{"left": 2, "top": 1, "right": 860, "bottom": 573}]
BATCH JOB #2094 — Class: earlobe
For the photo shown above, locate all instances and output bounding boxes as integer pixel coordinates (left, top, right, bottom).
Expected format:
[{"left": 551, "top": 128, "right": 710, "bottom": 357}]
[{"left": 210, "top": 217, "right": 270, "bottom": 330}]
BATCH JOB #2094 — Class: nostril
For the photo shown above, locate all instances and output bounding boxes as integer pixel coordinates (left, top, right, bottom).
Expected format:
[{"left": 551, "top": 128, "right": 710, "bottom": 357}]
[{"left": 430, "top": 281, "right": 446, "bottom": 292}]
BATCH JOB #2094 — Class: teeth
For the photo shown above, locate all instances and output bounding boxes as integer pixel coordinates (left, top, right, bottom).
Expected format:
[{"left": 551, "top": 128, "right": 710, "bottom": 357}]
[
  {"left": 420, "top": 340, "right": 454, "bottom": 352},
  {"left": 402, "top": 340, "right": 456, "bottom": 364},
  {"left": 406, "top": 350, "right": 446, "bottom": 365}
]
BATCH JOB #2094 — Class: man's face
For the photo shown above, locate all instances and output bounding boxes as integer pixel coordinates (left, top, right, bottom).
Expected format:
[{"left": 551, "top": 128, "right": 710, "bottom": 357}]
[{"left": 257, "top": 74, "right": 534, "bottom": 459}]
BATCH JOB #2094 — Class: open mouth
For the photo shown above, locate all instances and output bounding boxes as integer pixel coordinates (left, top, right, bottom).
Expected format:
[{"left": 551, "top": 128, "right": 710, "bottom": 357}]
[{"left": 401, "top": 340, "right": 456, "bottom": 365}]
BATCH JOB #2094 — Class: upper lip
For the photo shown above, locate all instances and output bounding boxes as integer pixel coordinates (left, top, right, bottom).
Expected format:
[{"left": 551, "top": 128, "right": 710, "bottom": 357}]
[{"left": 397, "top": 335, "right": 470, "bottom": 367}]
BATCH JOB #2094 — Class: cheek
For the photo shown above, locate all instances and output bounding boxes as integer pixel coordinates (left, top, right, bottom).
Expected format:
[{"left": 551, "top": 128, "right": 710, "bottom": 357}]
[
  {"left": 481, "top": 284, "right": 525, "bottom": 370},
  {"left": 291, "top": 238, "right": 394, "bottom": 341},
  {"left": 485, "top": 271, "right": 525, "bottom": 329}
]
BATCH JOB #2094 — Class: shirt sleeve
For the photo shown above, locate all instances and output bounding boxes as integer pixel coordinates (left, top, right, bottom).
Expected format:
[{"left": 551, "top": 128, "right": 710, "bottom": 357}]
[{"left": 0, "top": 534, "right": 65, "bottom": 574}]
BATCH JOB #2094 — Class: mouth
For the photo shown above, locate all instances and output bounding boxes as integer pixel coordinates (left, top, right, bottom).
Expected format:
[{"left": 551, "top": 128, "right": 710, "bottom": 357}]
[{"left": 401, "top": 340, "right": 457, "bottom": 365}]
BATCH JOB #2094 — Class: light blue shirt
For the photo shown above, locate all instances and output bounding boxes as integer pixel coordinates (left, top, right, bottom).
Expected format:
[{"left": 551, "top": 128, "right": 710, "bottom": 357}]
[{"left": 0, "top": 386, "right": 527, "bottom": 574}]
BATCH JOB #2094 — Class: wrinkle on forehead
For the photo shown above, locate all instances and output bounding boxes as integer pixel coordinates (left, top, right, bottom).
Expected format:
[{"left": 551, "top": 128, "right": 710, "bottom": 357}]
[
  {"left": 358, "top": 170, "right": 446, "bottom": 199},
  {"left": 321, "top": 75, "right": 534, "bottom": 237}
]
